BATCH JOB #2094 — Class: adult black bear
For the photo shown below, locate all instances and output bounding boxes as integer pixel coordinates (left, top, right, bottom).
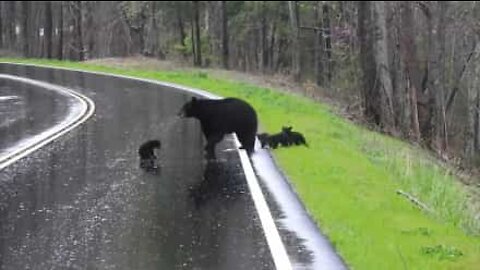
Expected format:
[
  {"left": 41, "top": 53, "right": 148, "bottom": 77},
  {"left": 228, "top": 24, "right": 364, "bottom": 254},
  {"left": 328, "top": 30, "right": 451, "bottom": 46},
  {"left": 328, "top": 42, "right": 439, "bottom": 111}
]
[{"left": 178, "top": 97, "right": 258, "bottom": 159}]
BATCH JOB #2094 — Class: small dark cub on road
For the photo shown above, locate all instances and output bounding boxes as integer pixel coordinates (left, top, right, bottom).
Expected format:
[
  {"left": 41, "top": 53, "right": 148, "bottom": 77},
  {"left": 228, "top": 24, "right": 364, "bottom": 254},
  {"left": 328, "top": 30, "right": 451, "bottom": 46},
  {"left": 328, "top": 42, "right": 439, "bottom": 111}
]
[{"left": 138, "top": 139, "right": 161, "bottom": 170}]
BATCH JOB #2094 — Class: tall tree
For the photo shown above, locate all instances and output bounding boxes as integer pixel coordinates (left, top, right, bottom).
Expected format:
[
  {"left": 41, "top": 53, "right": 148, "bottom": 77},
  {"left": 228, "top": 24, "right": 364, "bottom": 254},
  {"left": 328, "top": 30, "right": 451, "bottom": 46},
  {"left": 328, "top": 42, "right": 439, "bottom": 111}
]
[
  {"left": 58, "top": 1, "right": 64, "bottom": 60},
  {"left": 175, "top": 3, "right": 186, "bottom": 50},
  {"left": 358, "top": 1, "right": 380, "bottom": 124},
  {"left": 21, "top": 1, "right": 30, "bottom": 57},
  {"left": 426, "top": 1, "right": 449, "bottom": 152},
  {"left": 372, "top": 1, "right": 395, "bottom": 132},
  {"left": 119, "top": 1, "right": 150, "bottom": 55},
  {"left": 45, "top": 1, "right": 53, "bottom": 59},
  {"left": 399, "top": 1, "right": 422, "bottom": 141},
  {"left": 464, "top": 42, "right": 480, "bottom": 165},
  {"left": 192, "top": 1, "right": 202, "bottom": 66},
  {"left": 73, "top": 1, "right": 84, "bottom": 61},
  {"left": 322, "top": 2, "right": 332, "bottom": 83},
  {"left": 314, "top": 2, "right": 324, "bottom": 86},
  {"left": 288, "top": 1, "right": 300, "bottom": 82},
  {"left": 221, "top": 1, "right": 229, "bottom": 69},
  {"left": 0, "top": 2, "right": 3, "bottom": 48},
  {"left": 85, "top": 1, "right": 96, "bottom": 59},
  {"left": 7, "top": 2, "right": 16, "bottom": 49}
]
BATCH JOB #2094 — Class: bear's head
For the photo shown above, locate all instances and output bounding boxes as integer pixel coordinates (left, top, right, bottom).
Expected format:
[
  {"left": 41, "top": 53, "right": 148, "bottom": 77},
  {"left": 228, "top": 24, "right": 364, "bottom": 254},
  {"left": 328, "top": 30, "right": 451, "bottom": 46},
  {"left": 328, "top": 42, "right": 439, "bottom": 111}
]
[
  {"left": 282, "top": 126, "right": 293, "bottom": 133},
  {"left": 150, "top": 140, "right": 161, "bottom": 148},
  {"left": 178, "top": 97, "right": 199, "bottom": 118}
]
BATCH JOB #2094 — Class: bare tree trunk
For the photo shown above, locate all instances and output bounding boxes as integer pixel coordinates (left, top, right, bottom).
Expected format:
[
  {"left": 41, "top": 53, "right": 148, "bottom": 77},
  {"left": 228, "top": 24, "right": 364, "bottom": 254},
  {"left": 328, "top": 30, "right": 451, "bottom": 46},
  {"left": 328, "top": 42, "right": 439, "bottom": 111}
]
[
  {"left": 399, "top": 1, "right": 421, "bottom": 141},
  {"left": 58, "top": 2, "right": 64, "bottom": 60},
  {"left": 475, "top": 88, "right": 480, "bottom": 152},
  {"left": 21, "top": 1, "right": 30, "bottom": 57},
  {"left": 288, "top": 1, "right": 301, "bottom": 82},
  {"left": 269, "top": 20, "right": 276, "bottom": 71},
  {"left": 177, "top": 8, "right": 186, "bottom": 47},
  {"left": 143, "top": 1, "right": 159, "bottom": 57},
  {"left": 192, "top": 1, "right": 202, "bottom": 66},
  {"left": 252, "top": 24, "right": 259, "bottom": 71},
  {"left": 221, "top": 1, "right": 229, "bottom": 69},
  {"left": 314, "top": 2, "right": 324, "bottom": 86},
  {"left": 85, "top": 1, "right": 95, "bottom": 59},
  {"left": 6, "top": 1, "right": 16, "bottom": 49},
  {"left": 191, "top": 17, "right": 196, "bottom": 64},
  {"left": 77, "top": 2, "right": 83, "bottom": 59},
  {"left": 358, "top": 1, "right": 380, "bottom": 124},
  {"left": 258, "top": 1, "right": 268, "bottom": 72},
  {"left": 427, "top": 1, "right": 448, "bottom": 152},
  {"left": 464, "top": 43, "right": 480, "bottom": 165},
  {"left": 322, "top": 2, "right": 332, "bottom": 83},
  {"left": 372, "top": 1, "right": 395, "bottom": 132},
  {"left": 389, "top": 4, "right": 410, "bottom": 137},
  {"left": 0, "top": 2, "right": 3, "bottom": 48},
  {"left": 45, "top": 1, "right": 53, "bottom": 58},
  {"left": 69, "top": 1, "right": 84, "bottom": 61}
]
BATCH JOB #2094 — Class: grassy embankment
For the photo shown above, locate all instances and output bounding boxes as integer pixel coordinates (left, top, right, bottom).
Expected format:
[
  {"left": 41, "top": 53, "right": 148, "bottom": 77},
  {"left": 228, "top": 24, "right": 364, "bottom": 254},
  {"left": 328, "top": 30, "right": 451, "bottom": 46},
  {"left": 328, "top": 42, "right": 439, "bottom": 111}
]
[{"left": 2, "top": 58, "right": 479, "bottom": 269}]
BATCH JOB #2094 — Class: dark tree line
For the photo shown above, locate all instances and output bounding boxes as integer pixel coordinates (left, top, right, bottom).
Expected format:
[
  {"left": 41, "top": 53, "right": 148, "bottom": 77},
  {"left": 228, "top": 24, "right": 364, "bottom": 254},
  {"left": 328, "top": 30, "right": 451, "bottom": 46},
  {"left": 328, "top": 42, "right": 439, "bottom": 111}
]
[{"left": 1, "top": 1, "right": 480, "bottom": 167}]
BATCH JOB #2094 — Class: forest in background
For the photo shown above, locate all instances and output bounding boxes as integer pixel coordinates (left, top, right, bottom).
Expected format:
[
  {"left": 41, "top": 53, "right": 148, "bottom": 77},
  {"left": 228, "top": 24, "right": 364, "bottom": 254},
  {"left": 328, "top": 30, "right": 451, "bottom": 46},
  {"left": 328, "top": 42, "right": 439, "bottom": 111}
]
[{"left": 1, "top": 1, "right": 480, "bottom": 171}]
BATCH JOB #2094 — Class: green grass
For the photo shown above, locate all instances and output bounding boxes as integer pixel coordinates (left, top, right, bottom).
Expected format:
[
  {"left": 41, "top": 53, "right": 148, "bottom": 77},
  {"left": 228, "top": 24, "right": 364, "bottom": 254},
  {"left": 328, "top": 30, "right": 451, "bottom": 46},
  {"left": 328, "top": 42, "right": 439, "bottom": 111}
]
[{"left": 2, "top": 58, "right": 480, "bottom": 269}]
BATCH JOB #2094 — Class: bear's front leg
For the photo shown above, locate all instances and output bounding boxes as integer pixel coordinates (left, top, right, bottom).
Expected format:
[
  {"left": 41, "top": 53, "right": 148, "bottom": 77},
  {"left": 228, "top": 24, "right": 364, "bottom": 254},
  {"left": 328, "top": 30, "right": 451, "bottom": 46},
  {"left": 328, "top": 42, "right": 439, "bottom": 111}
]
[{"left": 205, "top": 133, "right": 224, "bottom": 160}]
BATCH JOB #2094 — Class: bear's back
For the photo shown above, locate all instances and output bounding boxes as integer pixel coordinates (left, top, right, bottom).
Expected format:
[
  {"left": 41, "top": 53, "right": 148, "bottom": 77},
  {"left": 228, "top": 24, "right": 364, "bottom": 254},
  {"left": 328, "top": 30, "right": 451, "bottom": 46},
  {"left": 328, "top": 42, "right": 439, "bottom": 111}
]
[{"left": 195, "top": 98, "right": 257, "bottom": 132}]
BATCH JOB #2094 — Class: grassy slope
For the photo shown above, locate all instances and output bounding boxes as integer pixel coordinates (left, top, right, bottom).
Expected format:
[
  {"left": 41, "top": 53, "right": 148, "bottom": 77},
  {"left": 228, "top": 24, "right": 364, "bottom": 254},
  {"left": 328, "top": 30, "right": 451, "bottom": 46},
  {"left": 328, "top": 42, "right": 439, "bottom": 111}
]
[{"left": 2, "top": 58, "right": 479, "bottom": 269}]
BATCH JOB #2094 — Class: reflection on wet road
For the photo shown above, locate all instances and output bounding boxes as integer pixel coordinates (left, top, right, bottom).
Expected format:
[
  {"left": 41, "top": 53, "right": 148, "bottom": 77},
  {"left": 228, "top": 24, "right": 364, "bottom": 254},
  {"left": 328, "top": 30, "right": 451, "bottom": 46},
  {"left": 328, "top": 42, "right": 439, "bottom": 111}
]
[
  {"left": 0, "top": 79, "right": 72, "bottom": 155},
  {"left": 0, "top": 65, "right": 274, "bottom": 269}
]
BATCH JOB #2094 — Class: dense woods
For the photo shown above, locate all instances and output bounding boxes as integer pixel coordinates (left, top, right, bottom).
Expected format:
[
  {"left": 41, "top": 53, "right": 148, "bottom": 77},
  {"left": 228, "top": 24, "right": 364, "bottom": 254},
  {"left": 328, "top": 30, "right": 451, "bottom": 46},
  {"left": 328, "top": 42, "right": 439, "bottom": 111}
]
[{"left": 1, "top": 1, "right": 480, "bottom": 168}]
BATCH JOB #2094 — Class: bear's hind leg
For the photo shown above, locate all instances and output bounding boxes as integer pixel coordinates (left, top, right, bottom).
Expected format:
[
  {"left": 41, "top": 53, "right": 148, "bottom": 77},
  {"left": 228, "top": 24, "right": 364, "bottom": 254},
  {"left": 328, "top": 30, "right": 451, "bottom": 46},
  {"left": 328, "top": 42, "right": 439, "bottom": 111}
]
[{"left": 238, "top": 133, "right": 256, "bottom": 156}]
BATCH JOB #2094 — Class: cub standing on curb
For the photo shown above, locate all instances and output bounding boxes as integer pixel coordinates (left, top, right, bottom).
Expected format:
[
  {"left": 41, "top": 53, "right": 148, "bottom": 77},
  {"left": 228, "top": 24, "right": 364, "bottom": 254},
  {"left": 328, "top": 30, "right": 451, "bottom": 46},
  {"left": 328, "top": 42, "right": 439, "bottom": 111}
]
[{"left": 178, "top": 97, "right": 258, "bottom": 159}]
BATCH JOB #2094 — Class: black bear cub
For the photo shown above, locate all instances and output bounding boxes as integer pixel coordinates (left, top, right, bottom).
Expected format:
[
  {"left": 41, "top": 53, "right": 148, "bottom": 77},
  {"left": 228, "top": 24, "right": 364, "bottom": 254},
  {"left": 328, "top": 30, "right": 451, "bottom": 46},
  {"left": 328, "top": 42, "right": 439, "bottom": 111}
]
[
  {"left": 179, "top": 97, "right": 258, "bottom": 159},
  {"left": 282, "top": 126, "right": 308, "bottom": 146},
  {"left": 258, "top": 126, "right": 308, "bottom": 149},
  {"left": 258, "top": 131, "right": 290, "bottom": 149},
  {"left": 138, "top": 140, "right": 161, "bottom": 170},
  {"left": 257, "top": 133, "right": 270, "bottom": 148}
]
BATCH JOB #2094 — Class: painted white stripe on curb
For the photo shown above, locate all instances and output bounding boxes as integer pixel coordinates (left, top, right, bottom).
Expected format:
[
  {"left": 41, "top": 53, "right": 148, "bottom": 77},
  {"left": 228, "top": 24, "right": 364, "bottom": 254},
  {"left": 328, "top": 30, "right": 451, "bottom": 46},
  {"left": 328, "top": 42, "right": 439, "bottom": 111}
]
[
  {"left": 0, "top": 62, "right": 292, "bottom": 270},
  {"left": 235, "top": 137, "right": 293, "bottom": 270},
  {"left": 0, "top": 74, "right": 95, "bottom": 170}
]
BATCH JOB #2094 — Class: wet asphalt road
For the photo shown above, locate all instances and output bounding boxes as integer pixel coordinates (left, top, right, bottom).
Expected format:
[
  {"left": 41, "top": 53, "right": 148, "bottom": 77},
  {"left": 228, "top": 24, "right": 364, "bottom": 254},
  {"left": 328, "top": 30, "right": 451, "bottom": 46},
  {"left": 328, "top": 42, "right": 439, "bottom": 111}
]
[
  {"left": 0, "top": 65, "right": 274, "bottom": 269},
  {"left": 0, "top": 78, "right": 74, "bottom": 156}
]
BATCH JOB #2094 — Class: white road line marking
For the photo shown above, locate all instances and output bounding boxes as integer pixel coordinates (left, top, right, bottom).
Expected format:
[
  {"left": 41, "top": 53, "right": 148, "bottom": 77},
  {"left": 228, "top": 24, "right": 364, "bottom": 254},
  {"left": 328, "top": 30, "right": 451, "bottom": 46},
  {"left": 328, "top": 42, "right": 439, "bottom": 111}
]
[
  {"left": 0, "top": 62, "right": 292, "bottom": 270},
  {"left": 0, "top": 95, "right": 21, "bottom": 101},
  {"left": 0, "top": 74, "right": 95, "bottom": 170},
  {"left": 235, "top": 137, "right": 293, "bottom": 270}
]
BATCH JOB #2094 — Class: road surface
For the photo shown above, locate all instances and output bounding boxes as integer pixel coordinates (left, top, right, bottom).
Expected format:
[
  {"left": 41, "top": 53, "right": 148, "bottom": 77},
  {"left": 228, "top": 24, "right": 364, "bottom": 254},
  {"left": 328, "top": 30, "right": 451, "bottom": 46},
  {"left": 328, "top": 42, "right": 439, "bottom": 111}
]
[{"left": 0, "top": 63, "right": 347, "bottom": 270}]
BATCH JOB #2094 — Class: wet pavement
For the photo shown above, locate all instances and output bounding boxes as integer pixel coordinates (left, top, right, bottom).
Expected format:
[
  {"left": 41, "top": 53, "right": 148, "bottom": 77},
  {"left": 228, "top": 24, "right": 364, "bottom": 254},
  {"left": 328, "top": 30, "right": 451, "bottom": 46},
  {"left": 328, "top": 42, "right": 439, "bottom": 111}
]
[
  {"left": 0, "top": 78, "right": 74, "bottom": 156},
  {"left": 0, "top": 65, "right": 274, "bottom": 269}
]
